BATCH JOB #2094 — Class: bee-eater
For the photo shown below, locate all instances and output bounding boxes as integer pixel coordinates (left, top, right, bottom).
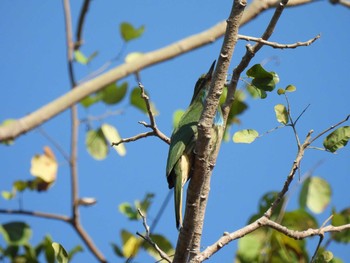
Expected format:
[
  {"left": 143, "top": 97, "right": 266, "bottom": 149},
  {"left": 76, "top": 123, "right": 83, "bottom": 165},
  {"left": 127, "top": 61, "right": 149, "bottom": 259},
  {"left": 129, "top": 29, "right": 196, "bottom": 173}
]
[{"left": 166, "top": 61, "right": 224, "bottom": 229}]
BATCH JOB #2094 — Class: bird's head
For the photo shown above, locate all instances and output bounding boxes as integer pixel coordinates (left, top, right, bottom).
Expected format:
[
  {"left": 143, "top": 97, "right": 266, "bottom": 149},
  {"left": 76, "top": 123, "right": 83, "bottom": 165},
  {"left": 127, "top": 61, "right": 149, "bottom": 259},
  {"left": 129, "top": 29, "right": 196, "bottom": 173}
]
[{"left": 189, "top": 60, "right": 216, "bottom": 105}]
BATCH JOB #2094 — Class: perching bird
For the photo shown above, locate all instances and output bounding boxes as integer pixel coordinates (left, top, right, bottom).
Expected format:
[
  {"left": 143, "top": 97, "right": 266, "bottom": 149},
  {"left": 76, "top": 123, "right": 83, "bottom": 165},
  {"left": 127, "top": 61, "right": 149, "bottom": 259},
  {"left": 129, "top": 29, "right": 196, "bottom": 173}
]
[{"left": 166, "top": 61, "right": 224, "bottom": 229}]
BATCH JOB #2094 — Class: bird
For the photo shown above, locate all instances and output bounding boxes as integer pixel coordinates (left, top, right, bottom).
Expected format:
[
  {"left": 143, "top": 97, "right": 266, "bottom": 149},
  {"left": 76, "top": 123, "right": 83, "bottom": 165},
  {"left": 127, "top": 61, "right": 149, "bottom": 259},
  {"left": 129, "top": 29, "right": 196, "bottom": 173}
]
[{"left": 166, "top": 61, "right": 224, "bottom": 229}]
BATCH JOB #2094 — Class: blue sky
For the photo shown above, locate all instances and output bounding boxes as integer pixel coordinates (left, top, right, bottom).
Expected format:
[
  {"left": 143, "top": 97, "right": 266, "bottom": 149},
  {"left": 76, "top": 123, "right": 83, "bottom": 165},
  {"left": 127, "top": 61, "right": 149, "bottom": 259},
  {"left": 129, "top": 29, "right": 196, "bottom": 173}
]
[{"left": 0, "top": 1, "right": 349, "bottom": 262}]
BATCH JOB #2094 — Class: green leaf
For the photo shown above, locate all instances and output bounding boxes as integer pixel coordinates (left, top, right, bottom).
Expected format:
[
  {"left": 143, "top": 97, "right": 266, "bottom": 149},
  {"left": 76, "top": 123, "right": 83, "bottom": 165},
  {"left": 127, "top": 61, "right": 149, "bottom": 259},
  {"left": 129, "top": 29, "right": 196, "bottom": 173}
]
[
  {"left": 142, "top": 234, "right": 174, "bottom": 261},
  {"left": 118, "top": 203, "right": 138, "bottom": 220},
  {"left": 85, "top": 129, "right": 108, "bottom": 160},
  {"left": 332, "top": 208, "right": 350, "bottom": 243},
  {"left": 282, "top": 209, "right": 318, "bottom": 230},
  {"left": 74, "top": 50, "right": 98, "bottom": 65},
  {"left": 135, "top": 193, "right": 154, "bottom": 216},
  {"left": 299, "top": 177, "right": 310, "bottom": 210},
  {"left": 246, "top": 64, "right": 279, "bottom": 92},
  {"left": 130, "top": 87, "right": 158, "bottom": 115},
  {"left": 1, "top": 191, "right": 15, "bottom": 200},
  {"left": 227, "top": 90, "right": 248, "bottom": 125},
  {"left": 314, "top": 250, "right": 334, "bottom": 263},
  {"left": 0, "top": 222, "right": 32, "bottom": 245},
  {"left": 13, "top": 180, "right": 28, "bottom": 192},
  {"left": 99, "top": 82, "right": 128, "bottom": 105},
  {"left": 80, "top": 95, "right": 101, "bottom": 108},
  {"left": 277, "top": 88, "right": 285, "bottom": 95},
  {"left": 285, "top": 84, "right": 296, "bottom": 92},
  {"left": 236, "top": 229, "right": 266, "bottom": 262},
  {"left": 248, "top": 191, "right": 284, "bottom": 223},
  {"left": 271, "top": 231, "right": 308, "bottom": 262},
  {"left": 67, "top": 245, "right": 83, "bottom": 261},
  {"left": 121, "top": 230, "right": 141, "bottom": 258},
  {"left": 302, "top": 177, "right": 331, "bottom": 214},
  {"left": 173, "top": 110, "right": 185, "bottom": 129},
  {"left": 74, "top": 50, "right": 88, "bottom": 65},
  {"left": 40, "top": 235, "right": 55, "bottom": 263},
  {"left": 0, "top": 119, "right": 16, "bottom": 145},
  {"left": 101, "top": 123, "right": 126, "bottom": 156},
  {"left": 323, "top": 126, "right": 350, "bottom": 153},
  {"left": 111, "top": 243, "right": 124, "bottom": 258},
  {"left": 233, "top": 129, "right": 259, "bottom": 143},
  {"left": 274, "top": 104, "right": 289, "bottom": 125},
  {"left": 120, "top": 22, "right": 145, "bottom": 42},
  {"left": 52, "top": 242, "right": 68, "bottom": 263},
  {"left": 247, "top": 83, "right": 267, "bottom": 99}
]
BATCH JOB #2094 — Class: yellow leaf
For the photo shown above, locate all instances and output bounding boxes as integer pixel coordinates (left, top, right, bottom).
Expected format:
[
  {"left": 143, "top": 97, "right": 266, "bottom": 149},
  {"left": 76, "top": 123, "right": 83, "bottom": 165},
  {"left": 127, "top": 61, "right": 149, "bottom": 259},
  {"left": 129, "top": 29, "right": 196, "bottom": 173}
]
[
  {"left": 101, "top": 124, "right": 126, "bottom": 156},
  {"left": 30, "top": 146, "right": 58, "bottom": 183},
  {"left": 121, "top": 230, "right": 141, "bottom": 258}
]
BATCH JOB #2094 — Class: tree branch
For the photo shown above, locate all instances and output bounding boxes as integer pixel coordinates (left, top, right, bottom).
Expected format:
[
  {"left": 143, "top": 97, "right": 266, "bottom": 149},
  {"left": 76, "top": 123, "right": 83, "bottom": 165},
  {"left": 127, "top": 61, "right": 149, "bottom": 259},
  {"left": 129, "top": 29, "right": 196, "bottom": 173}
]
[
  {"left": 136, "top": 209, "right": 172, "bottom": 263},
  {"left": 173, "top": 1, "right": 247, "bottom": 262},
  {"left": 111, "top": 83, "right": 170, "bottom": 147},
  {"left": 192, "top": 211, "right": 350, "bottom": 262},
  {"left": 63, "top": 1, "right": 106, "bottom": 262},
  {"left": 75, "top": 0, "right": 91, "bottom": 49},
  {"left": 238, "top": 33, "right": 320, "bottom": 49},
  {"left": 0, "top": 209, "right": 71, "bottom": 222},
  {"left": 0, "top": 0, "right": 318, "bottom": 143}
]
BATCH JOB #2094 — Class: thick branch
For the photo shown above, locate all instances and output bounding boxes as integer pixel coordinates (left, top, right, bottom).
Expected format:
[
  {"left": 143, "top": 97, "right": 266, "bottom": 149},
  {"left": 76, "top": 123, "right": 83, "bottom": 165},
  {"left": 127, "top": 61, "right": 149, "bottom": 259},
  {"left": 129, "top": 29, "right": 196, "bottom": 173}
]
[
  {"left": 173, "top": 1, "right": 247, "bottom": 262},
  {"left": 0, "top": 0, "right": 317, "bottom": 143}
]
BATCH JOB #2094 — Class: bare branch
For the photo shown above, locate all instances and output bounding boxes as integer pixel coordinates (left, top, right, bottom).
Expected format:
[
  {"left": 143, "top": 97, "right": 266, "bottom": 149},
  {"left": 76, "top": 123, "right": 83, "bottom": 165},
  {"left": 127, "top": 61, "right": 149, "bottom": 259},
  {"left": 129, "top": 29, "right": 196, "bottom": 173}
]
[
  {"left": 309, "top": 114, "right": 350, "bottom": 144},
  {"left": 136, "top": 209, "right": 172, "bottom": 263},
  {"left": 75, "top": 0, "right": 91, "bottom": 49},
  {"left": 37, "top": 127, "right": 70, "bottom": 162},
  {"left": 112, "top": 131, "right": 158, "bottom": 146},
  {"left": 63, "top": 1, "right": 106, "bottom": 262},
  {"left": 0, "top": 209, "right": 71, "bottom": 222},
  {"left": 80, "top": 109, "right": 125, "bottom": 124},
  {"left": 192, "top": 215, "right": 350, "bottom": 262},
  {"left": 0, "top": 0, "right": 319, "bottom": 143},
  {"left": 238, "top": 33, "right": 320, "bottom": 49},
  {"left": 112, "top": 83, "right": 170, "bottom": 147}
]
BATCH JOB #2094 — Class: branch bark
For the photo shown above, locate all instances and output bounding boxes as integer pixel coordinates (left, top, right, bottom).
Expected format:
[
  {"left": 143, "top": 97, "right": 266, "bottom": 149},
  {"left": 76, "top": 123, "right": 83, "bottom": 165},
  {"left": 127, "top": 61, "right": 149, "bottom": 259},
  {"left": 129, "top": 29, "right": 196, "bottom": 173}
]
[
  {"left": 0, "top": 0, "right": 317, "bottom": 143},
  {"left": 173, "top": 1, "right": 247, "bottom": 262}
]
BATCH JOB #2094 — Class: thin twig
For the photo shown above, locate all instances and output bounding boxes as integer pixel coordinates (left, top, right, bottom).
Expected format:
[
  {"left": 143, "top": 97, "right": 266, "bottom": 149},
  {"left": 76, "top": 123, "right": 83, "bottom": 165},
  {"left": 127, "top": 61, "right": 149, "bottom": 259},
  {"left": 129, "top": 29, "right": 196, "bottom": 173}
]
[
  {"left": 284, "top": 93, "right": 301, "bottom": 148},
  {"left": 238, "top": 33, "right": 320, "bottom": 49},
  {"left": 0, "top": 209, "right": 71, "bottom": 222},
  {"left": 136, "top": 209, "right": 172, "bottom": 263},
  {"left": 37, "top": 127, "right": 70, "bottom": 162},
  {"left": 293, "top": 103, "right": 311, "bottom": 126},
  {"left": 80, "top": 109, "right": 125, "bottom": 124},
  {"left": 111, "top": 82, "right": 170, "bottom": 147},
  {"left": 63, "top": 1, "right": 106, "bottom": 262},
  {"left": 309, "top": 114, "right": 350, "bottom": 144},
  {"left": 75, "top": 0, "right": 91, "bottom": 49}
]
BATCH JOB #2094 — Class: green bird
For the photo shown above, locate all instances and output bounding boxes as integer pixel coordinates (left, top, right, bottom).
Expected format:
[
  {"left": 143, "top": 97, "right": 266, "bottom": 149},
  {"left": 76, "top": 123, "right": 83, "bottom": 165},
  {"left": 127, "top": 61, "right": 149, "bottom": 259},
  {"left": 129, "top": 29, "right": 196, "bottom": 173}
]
[{"left": 166, "top": 61, "right": 224, "bottom": 229}]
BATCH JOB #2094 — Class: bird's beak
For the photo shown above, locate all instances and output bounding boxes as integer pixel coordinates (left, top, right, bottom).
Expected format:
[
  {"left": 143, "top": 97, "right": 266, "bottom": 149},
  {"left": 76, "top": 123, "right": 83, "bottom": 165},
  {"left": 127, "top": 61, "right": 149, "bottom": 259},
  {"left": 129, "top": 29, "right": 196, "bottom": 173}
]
[{"left": 206, "top": 60, "right": 216, "bottom": 80}]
